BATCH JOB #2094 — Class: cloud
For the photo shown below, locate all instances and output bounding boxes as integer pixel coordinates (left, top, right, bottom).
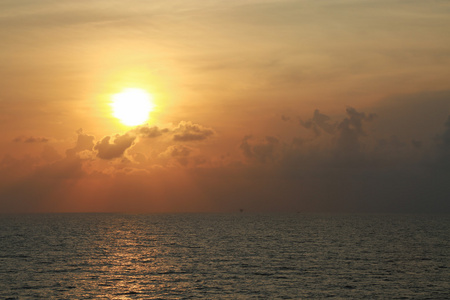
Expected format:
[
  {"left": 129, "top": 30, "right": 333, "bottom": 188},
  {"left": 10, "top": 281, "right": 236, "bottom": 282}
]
[
  {"left": 300, "top": 109, "right": 336, "bottom": 136},
  {"left": 66, "top": 129, "right": 95, "bottom": 158},
  {"left": 2, "top": 105, "right": 450, "bottom": 214},
  {"left": 13, "top": 136, "right": 49, "bottom": 143},
  {"left": 335, "top": 107, "right": 376, "bottom": 156},
  {"left": 131, "top": 152, "right": 148, "bottom": 164},
  {"left": 41, "top": 145, "right": 62, "bottom": 162},
  {"left": 298, "top": 107, "right": 376, "bottom": 158},
  {"left": 158, "top": 144, "right": 209, "bottom": 167},
  {"left": 345, "top": 107, "right": 376, "bottom": 133},
  {"left": 94, "top": 133, "right": 136, "bottom": 160},
  {"left": 160, "top": 145, "right": 193, "bottom": 166},
  {"left": 173, "top": 121, "right": 215, "bottom": 142},
  {"left": 166, "top": 145, "right": 192, "bottom": 158},
  {"left": 281, "top": 114, "right": 290, "bottom": 121},
  {"left": 135, "top": 125, "right": 169, "bottom": 138},
  {"left": 134, "top": 122, "right": 214, "bottom": 142},
  {"left": 240, "top": 135, "right": 280, "bottom": 163}
]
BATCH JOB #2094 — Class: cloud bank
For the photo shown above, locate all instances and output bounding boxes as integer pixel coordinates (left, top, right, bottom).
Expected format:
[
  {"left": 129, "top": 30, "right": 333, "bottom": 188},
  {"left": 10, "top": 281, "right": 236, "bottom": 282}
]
[{"left": 0, "top": 96, "right": 449, "bottom": 214}]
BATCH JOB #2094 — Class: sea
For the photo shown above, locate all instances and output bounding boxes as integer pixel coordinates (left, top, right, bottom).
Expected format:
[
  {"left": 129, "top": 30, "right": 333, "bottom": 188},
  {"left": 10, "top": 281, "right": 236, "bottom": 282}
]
[{"left": 0, "top": 213, "right": 448, "bottom": 299}]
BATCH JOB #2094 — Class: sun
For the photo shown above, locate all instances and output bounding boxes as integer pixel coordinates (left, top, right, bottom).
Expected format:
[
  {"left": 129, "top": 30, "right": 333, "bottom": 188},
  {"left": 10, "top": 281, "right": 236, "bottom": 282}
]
[{"left": 111, "top": 88, "right": 155, "bottom": 126}]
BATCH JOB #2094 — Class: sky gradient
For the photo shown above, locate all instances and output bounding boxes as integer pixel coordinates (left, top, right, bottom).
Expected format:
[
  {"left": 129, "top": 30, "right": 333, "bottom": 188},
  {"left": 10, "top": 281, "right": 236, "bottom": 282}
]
[{"left": 1, "top": 0, "right": 449, "bottom": 213}]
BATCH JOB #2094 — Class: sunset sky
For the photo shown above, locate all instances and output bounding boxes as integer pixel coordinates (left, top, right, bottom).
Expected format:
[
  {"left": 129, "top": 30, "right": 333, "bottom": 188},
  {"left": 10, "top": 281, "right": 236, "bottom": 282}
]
[{"left": 1, "top": 0, "right": 449, "bottom": 213}]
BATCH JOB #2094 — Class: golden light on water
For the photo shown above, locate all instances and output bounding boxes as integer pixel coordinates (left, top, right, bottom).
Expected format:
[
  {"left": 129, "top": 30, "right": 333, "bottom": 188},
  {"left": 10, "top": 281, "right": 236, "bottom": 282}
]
[{"left": 111, "top": 88, "right": 155, "bottom": 126}]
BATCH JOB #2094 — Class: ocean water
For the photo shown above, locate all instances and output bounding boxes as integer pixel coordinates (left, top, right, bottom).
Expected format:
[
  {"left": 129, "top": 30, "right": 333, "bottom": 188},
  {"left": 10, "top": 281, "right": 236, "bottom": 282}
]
[{"left": 0, "top": 213, "right": 448, "bottom": 299}]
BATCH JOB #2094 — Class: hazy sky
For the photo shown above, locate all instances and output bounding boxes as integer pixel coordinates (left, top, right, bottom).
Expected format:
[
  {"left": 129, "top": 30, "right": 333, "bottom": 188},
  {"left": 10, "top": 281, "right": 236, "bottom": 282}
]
[{"left": 1, "top": 0, "right": 449, "bottom": 213}]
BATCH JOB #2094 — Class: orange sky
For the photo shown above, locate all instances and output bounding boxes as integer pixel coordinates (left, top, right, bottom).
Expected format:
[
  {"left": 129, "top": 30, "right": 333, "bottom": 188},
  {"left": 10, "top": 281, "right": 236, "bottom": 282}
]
[{"left": 1, "top": 0, "right": 449, "bottom": 213}]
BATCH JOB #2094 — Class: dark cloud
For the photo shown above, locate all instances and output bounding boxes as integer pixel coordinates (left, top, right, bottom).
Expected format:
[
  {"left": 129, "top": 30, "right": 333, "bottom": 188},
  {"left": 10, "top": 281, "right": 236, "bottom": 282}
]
[
  {"left": 300, "top": 109, "right": 336, "bottom": 136},
  {"left": 173, "top": 121, "right": 215, "bottom": 142},
  {"left": 13, "top": 136, "right": 49, "bottom": 143},
  {"left": 240, "top": 135, "right": 253, "bottom": 159},
  {"left": 95, "top": 133, "right": 135, "bottom": 160},
  {"left": 135, "top": 125, "right": 169, "bottom": 138},
  {"left": 167, "top": 145, "right": 192, "bottom": 157},
  {"left": 162, "top": 145, "right": 192, "bottom": 166},
  {"left": 240, "top": 135, "right": 280, "bottom": 163},
  {"left": 279, "top": 109, "right": 449, "bottom": 212},
  {"left": 336, "top": 117, "right": 361, "bottom": 154},
  {"left": 335, "top": 107, "right": 375, "bottom": 156},
  {"left": 66, "top": 129, "right": 95, "bottom": 158},
  {"left": 2, "top": 107, "right": 450, "bottom": 214},
  {"left": 299, "top": 107, "right": 376, "bottom": 158},
  {"left": 281, "top": 114, "right": 290, "bottom": 121}
]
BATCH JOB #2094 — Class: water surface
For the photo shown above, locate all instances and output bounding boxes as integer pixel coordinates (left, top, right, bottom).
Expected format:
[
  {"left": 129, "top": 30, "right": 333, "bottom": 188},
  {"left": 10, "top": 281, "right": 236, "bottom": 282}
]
[{"left": 0, "top": 213, "right": 448, "bottom": 299}]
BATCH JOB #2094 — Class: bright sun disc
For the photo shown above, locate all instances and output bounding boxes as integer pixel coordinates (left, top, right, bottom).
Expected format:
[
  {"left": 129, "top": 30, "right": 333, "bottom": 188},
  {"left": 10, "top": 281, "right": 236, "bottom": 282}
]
[{"left": 111, "top": 88, "right": 155, "bottom": 126}]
